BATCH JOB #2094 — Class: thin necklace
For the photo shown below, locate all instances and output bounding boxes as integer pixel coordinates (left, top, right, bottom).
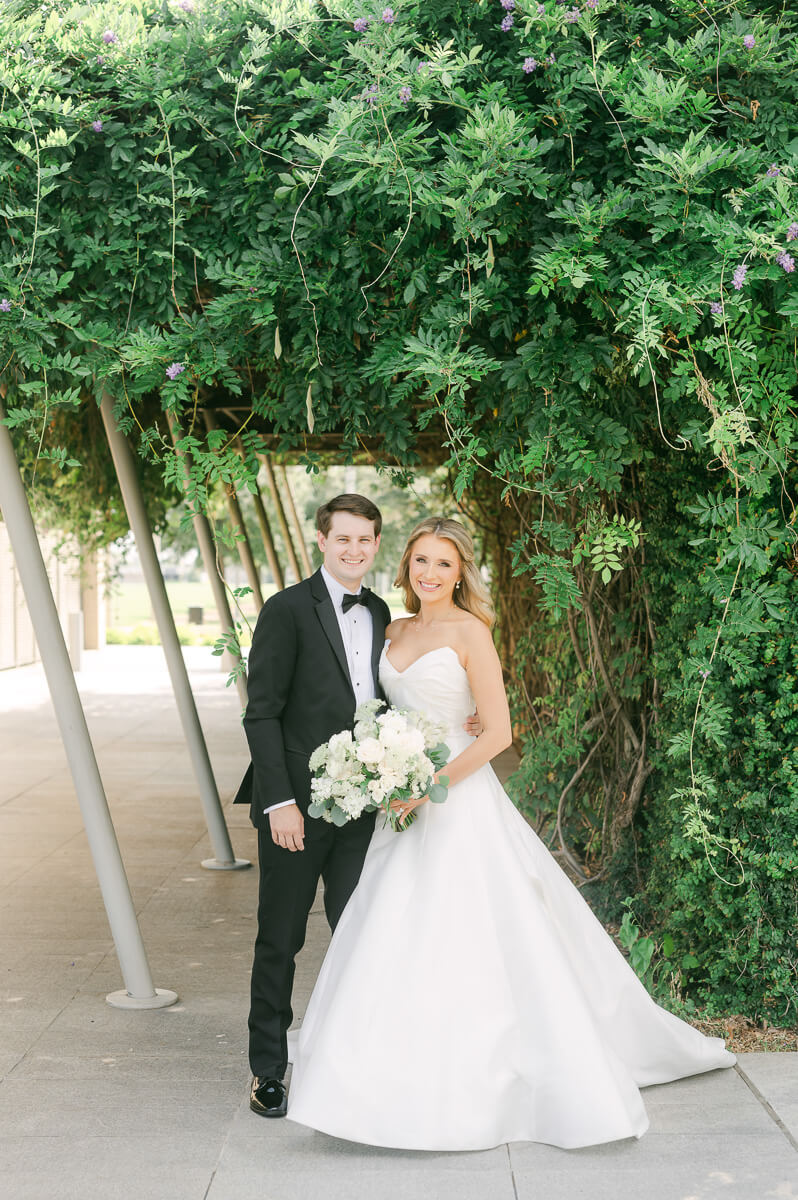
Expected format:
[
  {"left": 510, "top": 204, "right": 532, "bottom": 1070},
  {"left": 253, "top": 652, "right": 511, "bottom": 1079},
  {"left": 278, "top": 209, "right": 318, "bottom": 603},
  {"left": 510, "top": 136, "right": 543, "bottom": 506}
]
[{"left": 412, "top": 606, "right": 456, "bottom": 629}]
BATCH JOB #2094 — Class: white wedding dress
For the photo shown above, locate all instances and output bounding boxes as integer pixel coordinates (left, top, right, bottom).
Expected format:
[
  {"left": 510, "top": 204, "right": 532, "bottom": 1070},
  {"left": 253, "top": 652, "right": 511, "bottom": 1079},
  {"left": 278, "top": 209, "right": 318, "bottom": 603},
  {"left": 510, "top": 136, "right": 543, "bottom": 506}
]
[{"left": 287, "top": 644, "right": 735, "bottom": 1150}]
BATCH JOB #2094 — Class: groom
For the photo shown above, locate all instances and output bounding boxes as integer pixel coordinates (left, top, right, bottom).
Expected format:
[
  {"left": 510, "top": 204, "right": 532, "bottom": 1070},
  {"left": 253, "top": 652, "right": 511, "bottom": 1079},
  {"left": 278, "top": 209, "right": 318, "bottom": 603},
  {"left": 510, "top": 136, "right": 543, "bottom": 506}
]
[{"left": 234, "top": 493, "right": 391, "bottom": 1118}]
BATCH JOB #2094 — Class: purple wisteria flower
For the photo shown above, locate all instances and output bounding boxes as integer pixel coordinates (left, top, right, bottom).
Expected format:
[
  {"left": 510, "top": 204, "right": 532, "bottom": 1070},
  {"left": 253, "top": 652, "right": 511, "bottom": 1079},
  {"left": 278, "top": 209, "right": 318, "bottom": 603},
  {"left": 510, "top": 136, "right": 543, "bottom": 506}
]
[
  {"left": 523, "top": 57, "right": 538, "bottom": 73},
  {"left": 732, "top": 263, "right": 747, "bottom": 290},
  {"left": 777, "top": 251, "right": 795, "bottom": 273},
  {"left": 353, "top": 17, "right": 369, "bottom": 32},
  {"left": 710, "top": 301, "right": 723, "bottom": 315},
  {"left": 382, "top": 7, "right": 395, "bottom": 23},
  {"left": 399, "top": 85, "right": 412, "bottom": 104},
  {"left": 547, "top": 51, "right": 556, "bottom": 64},
  {"left": 743, "top": 34, "right": 755, "bottom": 49},
  {"left": 766, "top": 164, "right": 781, "bottom": 177},
  {"left": 538, "top": 3, "right": 546, "bottom": 12},
  {"left": 92, "top": 119, "right": 103, "bottom": 132},
  {"left": 501, "top": 0, "right": 516, "bottom": 9},
  {"left": 586, "top": 0, "right": 599, "bottom": 8},
  {"left": 417, "top": 59, "right": 430, "bottom": 72},
  {"left": 102, "top": 29, "right": 118, "bottom": 44},
  {"left": 96, "top": 55, "right": 104, "bottom": 65},
  {"left": 564, "top": 7, "right": 580, "bottom": 23},
  {"left": 165, "top": 362, "right": 185, "bottom": 380},
  {"left": 0, "top": 299, "right": 11, "bottom": 313},
  {"left": 787, "top": 222, "right": 798, "bottom": 242},
  {"left": 364, "top": 82, "right": 379, "bottom": 105},
  {"left": 177, "top": 0, "right": 195, "bottom": 11},
  {"left": 501, "top": 13, "right": 515, "bottom": 30}
]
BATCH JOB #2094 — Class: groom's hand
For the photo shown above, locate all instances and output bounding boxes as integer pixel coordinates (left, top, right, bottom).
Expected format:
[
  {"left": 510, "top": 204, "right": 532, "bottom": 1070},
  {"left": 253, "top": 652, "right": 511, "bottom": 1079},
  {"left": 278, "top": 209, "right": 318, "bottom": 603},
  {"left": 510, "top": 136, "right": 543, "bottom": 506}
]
[
  {"left": 270, "top": 803, "right": 305, "bottom": 852},
  {"left": 463, "top": 709, "right": 482, "bottom": 737}
]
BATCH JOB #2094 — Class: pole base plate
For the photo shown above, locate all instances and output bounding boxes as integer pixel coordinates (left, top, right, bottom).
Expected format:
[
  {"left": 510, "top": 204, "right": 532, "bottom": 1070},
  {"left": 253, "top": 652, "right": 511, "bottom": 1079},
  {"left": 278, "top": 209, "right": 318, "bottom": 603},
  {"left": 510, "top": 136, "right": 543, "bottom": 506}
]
[
  {"left": 106, "top": 988, "right": 179, "bottom": 1010},
  {"left": 201, "top": 857, "right": 252, "bottom": 871}
]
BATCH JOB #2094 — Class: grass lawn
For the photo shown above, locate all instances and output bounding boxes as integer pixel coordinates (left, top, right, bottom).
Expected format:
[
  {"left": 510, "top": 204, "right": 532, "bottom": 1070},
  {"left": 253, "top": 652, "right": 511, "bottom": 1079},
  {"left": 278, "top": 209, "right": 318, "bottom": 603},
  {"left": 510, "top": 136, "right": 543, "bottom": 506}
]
[
  {"left": 107, "top": 579, "right": 265, "bottom": 646},
  {"left": 107, "top": 579, "right": 407, "bottom": 646}
]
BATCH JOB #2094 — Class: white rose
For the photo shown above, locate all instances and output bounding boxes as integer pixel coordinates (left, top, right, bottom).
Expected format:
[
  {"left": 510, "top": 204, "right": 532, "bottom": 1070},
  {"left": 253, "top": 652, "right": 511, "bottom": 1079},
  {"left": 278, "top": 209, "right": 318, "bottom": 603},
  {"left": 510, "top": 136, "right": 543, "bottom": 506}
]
[
  {"left": 382, "top": 727, "right": 425, "bottom": 757},
  {"left": 356, "top": 737, "right": 385, "bottom": 767}
]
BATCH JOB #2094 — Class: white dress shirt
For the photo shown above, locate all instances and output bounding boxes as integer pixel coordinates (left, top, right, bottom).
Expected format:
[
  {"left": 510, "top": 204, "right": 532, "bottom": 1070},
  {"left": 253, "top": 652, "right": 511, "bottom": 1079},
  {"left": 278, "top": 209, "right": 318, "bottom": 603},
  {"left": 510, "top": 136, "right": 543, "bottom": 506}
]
[{"left": 265, "top": 567, "right": 376, "bottom": 816}]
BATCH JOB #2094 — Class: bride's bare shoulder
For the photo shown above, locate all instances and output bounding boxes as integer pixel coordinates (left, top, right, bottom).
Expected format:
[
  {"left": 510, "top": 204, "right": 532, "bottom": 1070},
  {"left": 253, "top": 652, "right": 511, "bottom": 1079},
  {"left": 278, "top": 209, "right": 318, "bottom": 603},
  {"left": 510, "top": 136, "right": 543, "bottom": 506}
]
[
  {"left": 452, "top": 613, "right": 495, "bottom": 658},
  {"left": 385, "top": 616, "right": 414, "bottom": 641}
]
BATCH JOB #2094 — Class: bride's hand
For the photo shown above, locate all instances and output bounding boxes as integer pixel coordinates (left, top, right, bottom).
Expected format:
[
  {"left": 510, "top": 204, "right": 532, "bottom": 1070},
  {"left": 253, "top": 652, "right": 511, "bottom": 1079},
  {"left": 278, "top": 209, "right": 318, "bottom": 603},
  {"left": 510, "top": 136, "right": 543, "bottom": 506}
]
[{"left": 389, "top": 794, "right": 428, "bottom": 825}]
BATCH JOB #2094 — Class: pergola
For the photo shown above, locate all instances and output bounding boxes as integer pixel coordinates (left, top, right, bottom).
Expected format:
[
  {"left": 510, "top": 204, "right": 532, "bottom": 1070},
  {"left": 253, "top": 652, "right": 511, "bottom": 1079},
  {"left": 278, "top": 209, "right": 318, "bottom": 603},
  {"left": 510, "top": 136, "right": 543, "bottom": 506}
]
[{"left": 0, "top": 369, "right": 452, "bottom": 1009}]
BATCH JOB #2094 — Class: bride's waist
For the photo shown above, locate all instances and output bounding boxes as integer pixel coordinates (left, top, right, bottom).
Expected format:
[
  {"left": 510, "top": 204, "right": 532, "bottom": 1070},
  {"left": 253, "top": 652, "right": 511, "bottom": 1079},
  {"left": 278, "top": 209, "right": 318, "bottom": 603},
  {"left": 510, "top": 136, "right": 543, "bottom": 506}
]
[{"left": 440, "top": 729, "right": 476, "bottom": 756}]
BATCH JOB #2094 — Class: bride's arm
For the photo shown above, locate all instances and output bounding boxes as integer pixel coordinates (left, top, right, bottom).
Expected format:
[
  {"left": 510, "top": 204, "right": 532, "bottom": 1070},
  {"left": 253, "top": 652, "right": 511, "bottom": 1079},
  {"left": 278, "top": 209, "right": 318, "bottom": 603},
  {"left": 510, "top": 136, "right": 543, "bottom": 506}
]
[{"left": 440, "top": 623, "right": 513, "bottom": 787}]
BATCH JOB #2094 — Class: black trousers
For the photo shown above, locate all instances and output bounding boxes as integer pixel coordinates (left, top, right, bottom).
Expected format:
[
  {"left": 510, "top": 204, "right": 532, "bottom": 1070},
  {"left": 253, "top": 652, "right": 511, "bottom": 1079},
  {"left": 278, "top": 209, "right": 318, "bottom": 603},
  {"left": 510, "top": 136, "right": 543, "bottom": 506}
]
[{"left": 248, "top": 810, "right": 375, "bottom": 1079}]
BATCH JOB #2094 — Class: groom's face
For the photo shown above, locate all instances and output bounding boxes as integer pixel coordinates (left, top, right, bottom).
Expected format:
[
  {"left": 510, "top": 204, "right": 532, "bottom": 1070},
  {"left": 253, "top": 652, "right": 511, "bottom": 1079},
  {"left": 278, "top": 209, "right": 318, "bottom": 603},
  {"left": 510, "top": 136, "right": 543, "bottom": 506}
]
[{"left": 317, "top": 512, "right": 380, "bottom": 591}]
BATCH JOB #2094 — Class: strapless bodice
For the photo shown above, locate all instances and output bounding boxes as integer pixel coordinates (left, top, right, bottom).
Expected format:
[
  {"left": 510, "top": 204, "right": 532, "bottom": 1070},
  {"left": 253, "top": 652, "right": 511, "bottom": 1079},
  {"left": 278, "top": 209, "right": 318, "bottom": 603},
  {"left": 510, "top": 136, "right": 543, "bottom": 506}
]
[{"left": 379, "top": 642, "right": 475, "bottom": 750}]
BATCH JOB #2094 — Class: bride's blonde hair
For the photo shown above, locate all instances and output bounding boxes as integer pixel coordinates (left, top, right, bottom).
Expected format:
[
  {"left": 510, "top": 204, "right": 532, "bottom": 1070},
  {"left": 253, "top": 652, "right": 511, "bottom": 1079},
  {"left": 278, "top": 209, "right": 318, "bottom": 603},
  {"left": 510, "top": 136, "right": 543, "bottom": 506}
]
[{"left": 394, "top": 518, "right": 495, "bottom": 628}]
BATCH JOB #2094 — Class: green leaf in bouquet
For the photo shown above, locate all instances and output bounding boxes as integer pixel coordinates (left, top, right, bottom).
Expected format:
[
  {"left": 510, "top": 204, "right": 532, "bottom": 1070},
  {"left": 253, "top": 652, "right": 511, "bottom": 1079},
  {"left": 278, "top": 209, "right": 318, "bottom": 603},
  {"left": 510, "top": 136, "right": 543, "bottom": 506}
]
[
  {"left": 330, "top": 807, "right": 349, "bottom": 827},
  {"left": 428, "top": 779, "right": 449, "bottom": 803},
  {"left": 307, "top": 801, "right": 326, "bottom": 819},
  {"left": 429, "top": 742, "right": 451, "bottom": 766}
]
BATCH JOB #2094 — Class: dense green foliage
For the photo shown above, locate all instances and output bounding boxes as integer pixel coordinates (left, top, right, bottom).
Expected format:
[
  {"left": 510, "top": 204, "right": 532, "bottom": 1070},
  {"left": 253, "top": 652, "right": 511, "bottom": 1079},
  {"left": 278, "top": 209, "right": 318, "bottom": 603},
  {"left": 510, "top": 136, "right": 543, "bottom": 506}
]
[
  {"left": 638, "top": 462, "right": 797, "bottom": 1021},
  {"left": 1, "top": 0, "right": 796, "bottom": 1021}
]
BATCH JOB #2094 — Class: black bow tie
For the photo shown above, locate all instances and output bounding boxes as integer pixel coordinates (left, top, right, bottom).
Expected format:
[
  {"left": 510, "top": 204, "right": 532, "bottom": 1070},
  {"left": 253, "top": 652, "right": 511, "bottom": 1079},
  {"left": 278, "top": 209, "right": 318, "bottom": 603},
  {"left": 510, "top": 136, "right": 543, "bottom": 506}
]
[{"left": 342, "top": 590, "right": 369, "bottom": 613}]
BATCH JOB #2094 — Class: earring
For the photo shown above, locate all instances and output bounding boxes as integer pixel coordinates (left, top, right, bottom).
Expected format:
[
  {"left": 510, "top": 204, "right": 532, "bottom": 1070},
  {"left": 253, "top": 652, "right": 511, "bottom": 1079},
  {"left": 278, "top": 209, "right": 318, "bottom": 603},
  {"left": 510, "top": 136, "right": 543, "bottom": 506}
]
[{"left": 455, "top": 581, "right": 461, "bottom": 590}]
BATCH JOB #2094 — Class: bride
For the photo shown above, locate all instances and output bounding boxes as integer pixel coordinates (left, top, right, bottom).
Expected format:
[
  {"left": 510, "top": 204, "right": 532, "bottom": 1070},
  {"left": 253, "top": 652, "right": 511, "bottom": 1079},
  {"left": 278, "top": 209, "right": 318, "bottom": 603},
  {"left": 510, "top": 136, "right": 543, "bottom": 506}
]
[{"left": 287, "top": 517, "right": 735, "bottom": 1151}]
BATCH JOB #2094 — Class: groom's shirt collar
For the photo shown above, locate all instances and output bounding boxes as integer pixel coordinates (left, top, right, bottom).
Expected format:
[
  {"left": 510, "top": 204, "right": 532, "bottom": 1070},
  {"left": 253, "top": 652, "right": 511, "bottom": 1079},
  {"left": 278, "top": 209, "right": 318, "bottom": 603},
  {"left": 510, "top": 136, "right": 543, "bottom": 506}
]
[{"left": 320, "top": 564, "right": 363, "bottom": 608}]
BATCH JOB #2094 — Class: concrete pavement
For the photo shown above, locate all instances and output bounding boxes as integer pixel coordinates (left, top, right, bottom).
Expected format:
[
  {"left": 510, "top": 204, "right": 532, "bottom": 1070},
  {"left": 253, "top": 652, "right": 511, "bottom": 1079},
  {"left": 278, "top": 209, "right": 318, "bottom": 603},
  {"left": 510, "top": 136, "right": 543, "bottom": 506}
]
[{"left": 0, "top": 646, "right": 795, "bottom": 1200}]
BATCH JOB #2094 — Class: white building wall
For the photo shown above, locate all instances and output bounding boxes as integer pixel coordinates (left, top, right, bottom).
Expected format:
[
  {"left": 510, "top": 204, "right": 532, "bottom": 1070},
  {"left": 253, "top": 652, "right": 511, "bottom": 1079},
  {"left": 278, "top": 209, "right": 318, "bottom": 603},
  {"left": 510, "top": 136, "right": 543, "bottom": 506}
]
[{"left": 0, "top": 522, "right": 98, "bottom": 670}]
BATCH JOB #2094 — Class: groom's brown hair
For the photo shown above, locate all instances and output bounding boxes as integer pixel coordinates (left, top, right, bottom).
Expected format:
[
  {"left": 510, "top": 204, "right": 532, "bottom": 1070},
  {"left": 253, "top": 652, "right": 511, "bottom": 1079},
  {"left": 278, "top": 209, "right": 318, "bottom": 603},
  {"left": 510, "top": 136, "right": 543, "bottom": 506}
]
[{"left": 316, "top": 493, "right": 382, "bottom": 537}]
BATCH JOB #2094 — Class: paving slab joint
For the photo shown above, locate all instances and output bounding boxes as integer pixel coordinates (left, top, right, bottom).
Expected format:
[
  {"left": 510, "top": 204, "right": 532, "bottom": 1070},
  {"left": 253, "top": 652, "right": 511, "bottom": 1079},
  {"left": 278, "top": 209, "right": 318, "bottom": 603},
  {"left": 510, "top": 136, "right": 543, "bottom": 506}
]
[
  {"left": 505, "top": 1142, "right": 520, "bottom": 1200},
  {"left": 734, "top": 1062, "right": 798, "bottom": 1152}
]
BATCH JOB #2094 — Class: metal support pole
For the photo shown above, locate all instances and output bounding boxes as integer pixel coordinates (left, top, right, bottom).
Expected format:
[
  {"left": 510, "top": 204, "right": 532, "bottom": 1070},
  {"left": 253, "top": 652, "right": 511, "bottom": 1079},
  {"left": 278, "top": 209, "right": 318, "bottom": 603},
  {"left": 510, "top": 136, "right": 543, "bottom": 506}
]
[
  {"left": 203, "top": 411, "right": 264, "bottom": 609},
  {"left": 100, "top": 393, "right": 249, "bottom": 872},
  {"left": 0, "top": 396, "right": 177, "bottom": 1010},
  {"left": 261, "top": 456, "right": 302, "bottom": 583},
  {"left": 166, "top": 412, "right": 249, "bottom": 710},
  {"left": 251, "top": 480, "right": 284, "bottom": 592},
  {"left": 236, "top": 437, "right": 283, "bottom": 591},
  {"left": 279, "top": 464, "right": 312, "bottom": 578}
]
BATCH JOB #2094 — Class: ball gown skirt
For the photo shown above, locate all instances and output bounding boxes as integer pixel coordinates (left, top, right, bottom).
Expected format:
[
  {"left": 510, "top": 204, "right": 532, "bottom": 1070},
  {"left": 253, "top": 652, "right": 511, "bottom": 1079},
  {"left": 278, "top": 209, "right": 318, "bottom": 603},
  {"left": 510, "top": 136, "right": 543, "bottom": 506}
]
[{"left": 287, "top": 645, "right": 735, "bottom": 1151}]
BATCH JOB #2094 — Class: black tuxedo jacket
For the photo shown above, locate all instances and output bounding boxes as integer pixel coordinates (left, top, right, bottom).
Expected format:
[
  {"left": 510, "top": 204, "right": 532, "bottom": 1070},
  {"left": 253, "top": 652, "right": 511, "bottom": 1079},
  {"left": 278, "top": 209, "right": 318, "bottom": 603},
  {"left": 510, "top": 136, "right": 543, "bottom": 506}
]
[{"left": 233, "top": 569, "right": 392, "bottom": 830}]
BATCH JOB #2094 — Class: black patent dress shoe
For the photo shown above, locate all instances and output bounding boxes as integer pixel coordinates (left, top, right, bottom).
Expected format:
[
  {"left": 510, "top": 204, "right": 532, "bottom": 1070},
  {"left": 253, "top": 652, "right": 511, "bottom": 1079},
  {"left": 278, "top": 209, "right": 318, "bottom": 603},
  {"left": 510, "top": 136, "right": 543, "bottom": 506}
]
[{"left": 250, "top": 1076, "right": 287, "bottom": 1118}]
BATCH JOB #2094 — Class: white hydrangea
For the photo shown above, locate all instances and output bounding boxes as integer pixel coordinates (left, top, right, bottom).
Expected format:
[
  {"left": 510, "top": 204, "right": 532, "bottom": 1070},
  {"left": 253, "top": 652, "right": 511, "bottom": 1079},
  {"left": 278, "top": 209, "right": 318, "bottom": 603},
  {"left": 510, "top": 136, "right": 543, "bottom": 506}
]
[
  {"left": 311, "top": 777, "right": 334, "bottom": 801},
  {"left": 308, "top": 744, "right": 329, "bottom": 772},
  {"left": 367, "top": 777, "right": 388, "bottom": 803}
]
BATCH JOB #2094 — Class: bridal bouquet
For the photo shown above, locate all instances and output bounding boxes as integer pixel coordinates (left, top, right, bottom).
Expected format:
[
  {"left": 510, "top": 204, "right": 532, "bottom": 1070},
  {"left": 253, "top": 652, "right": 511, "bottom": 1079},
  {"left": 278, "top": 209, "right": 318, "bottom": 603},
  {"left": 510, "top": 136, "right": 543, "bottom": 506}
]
[{"left": 308, "top": 699, "right": 450, "bottom": 832}]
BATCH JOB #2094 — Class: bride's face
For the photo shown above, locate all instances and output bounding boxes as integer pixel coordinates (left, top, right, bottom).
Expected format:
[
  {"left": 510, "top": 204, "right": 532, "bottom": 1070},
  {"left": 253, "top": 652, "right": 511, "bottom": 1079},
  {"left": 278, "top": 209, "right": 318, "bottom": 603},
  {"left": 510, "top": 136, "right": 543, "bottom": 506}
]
[{"left": 408, "top": 534, "right": 461, "bottom": 606}]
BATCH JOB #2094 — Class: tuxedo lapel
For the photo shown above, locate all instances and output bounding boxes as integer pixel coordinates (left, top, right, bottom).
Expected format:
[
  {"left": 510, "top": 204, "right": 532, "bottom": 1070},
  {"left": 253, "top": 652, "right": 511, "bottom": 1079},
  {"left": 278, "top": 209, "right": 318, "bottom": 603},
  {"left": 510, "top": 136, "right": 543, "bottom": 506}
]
[
  {"left": 310, "top": 569, "right": 355, "bottom": 699},
  {"left": 366, "top": 590, "right": 387, "bottom": 689}
]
